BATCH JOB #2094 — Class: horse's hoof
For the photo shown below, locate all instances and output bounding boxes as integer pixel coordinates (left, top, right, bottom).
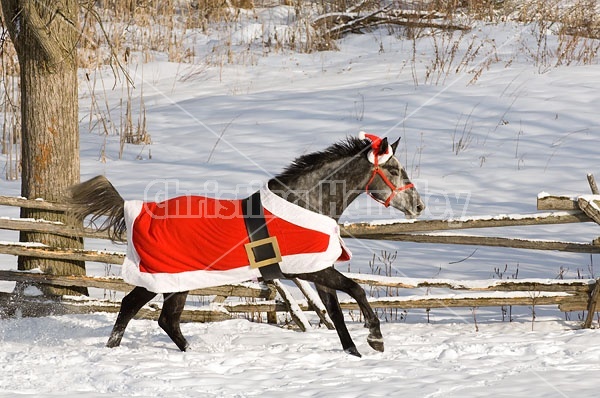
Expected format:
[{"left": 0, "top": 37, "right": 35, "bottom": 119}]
[
  {"left": 367, "top": 337, "right": 384, "bottom": 352},
  {"left": 344, "top": 346, "right": 362, "bottom": 357}
]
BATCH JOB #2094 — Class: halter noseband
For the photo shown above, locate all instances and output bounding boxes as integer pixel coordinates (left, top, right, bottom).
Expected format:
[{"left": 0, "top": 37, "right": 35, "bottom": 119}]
[{"left": 365, "top": 155, "right": 414, "bottom": 208}]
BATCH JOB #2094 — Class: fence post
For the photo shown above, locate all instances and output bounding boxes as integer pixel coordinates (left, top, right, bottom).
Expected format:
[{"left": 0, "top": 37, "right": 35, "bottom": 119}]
[
  {"left": 583, "top": 278, "right": 600, "bottom": 329},
  {"left": 293, "top": 278, "right": 334, "bottom": 330},
  {"left": 272, "top": 280, "right": 311, "bottom": 332}
]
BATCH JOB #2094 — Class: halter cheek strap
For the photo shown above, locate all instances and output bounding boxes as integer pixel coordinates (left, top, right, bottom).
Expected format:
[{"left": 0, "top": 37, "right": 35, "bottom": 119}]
[{"left": 365, "top": 155, "right": 414, "bottom": 208}]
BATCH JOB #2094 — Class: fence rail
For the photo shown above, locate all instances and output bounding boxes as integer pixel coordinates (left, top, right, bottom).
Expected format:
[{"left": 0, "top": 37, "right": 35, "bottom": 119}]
[{"left": 1, "top": 187, "right": 600, "bottom": 329}]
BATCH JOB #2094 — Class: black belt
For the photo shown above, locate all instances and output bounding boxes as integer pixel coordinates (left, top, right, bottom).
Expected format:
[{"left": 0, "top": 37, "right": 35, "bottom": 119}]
[{"left": 241, "top": 191, "right": 284, "bottom": 281}]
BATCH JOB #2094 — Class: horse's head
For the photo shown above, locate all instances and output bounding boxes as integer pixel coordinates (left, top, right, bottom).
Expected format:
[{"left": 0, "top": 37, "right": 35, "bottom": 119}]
[{"left": 361, "top": 132, "right": 425, "bottom": 219}]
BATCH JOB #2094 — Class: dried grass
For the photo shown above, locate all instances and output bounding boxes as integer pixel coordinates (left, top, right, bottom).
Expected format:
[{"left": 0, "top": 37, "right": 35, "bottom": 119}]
[{"left": 1, "top": 1, "right": 600, "bottom": 178}]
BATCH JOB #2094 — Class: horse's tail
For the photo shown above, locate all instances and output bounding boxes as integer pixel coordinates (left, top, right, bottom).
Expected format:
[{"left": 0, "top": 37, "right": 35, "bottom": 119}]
[{"left": 69, "top": 175, "right": 127, "bottom": 242}]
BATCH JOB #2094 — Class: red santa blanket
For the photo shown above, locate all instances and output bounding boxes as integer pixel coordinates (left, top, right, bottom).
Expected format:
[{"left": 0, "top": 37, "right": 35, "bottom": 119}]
[{"left": 121, "top": 185, "right": 351, "bottom": 293}]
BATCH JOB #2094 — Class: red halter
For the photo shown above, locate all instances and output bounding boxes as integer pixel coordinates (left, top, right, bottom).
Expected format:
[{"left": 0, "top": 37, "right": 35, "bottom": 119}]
[{"left": 365, "top": 155, "right": 414, "bottom": 208}]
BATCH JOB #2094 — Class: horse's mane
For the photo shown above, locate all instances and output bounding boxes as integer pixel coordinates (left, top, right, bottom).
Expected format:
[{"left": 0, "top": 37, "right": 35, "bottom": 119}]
[{"left": 274, "top": 136, "right": 369, "bottom": 183}]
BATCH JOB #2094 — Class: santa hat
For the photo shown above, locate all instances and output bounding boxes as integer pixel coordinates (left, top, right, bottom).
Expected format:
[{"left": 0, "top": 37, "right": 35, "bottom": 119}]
[{"left": 359, "top": 131, "right": 393, "bottom": 164}]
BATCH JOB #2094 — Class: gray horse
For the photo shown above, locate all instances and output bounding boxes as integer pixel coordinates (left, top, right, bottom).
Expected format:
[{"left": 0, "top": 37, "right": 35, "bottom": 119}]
[{"left": 69, "top": 134, "right": 424, "bottom": 357}]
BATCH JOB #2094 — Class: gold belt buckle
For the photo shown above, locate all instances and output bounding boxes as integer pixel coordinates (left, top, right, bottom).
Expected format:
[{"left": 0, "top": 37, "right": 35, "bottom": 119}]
[{"left": 244, "top": 236, "right": 282, "bottom": 269}]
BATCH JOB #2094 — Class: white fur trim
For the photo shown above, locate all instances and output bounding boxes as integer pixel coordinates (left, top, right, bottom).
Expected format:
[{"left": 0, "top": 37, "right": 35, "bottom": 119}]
[
  {"left": 359, "top": 131, "right": 393, "bottom": 164},
  {"left": 367, "top": 149, "right": 392, "bottom": 164},
  {"left": 260, "top": 184, "right": 351, "bottom": 275}
]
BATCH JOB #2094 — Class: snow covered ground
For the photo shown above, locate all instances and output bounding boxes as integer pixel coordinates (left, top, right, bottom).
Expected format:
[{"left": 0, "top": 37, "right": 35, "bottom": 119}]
[
  {"left": 1, "top": 313, "right": 599, "bottom": 397},
  {"left": 2, "top": 5, "right": 600, "bottom": 397}
]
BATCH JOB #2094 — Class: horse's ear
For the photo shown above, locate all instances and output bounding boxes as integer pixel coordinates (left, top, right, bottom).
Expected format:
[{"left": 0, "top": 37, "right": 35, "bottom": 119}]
[
  {"left": 391, "top": 138, "right": 401, "bottom": 153},
  {"left": 378, "top": 137, "right": 389, "bottom": 155}
]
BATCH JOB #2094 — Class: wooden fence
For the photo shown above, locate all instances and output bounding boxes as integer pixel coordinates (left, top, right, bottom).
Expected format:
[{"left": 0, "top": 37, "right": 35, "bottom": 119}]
[{"left": 1, "top": 179, "right": 600, "bottom": 329}]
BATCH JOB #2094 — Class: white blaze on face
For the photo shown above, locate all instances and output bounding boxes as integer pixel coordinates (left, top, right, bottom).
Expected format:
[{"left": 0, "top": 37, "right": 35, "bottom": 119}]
[{"left": 384, "top": 157, "right": 424, "bottom": 217}]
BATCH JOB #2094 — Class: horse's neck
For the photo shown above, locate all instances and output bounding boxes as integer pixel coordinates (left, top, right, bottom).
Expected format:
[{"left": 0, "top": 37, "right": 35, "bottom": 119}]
[{"left": 269, "top": 158, "right": 368, "bottom": 221}]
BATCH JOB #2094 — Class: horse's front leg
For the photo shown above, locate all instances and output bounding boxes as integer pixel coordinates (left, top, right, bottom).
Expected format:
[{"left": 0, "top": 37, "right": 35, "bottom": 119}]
[
  {"left": 324, "top": 268, "right": 384, "bottom": 352},
  {"left": 295, "top": 267, "right": 384, "bottom": 354},
  {"left": 314, "top": 283, "right": 361, "bottom": 357}
]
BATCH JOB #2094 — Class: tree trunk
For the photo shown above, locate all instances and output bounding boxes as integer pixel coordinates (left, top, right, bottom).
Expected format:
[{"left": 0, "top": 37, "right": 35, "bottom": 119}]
[{"left": 1, "top": 0, "right": 86, "bottom": 296}]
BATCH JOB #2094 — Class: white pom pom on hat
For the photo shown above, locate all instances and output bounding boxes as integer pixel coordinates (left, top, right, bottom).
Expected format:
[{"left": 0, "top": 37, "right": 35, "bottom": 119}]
[{"left": 359, "top": 131, "right": 393, "bottom": 164}]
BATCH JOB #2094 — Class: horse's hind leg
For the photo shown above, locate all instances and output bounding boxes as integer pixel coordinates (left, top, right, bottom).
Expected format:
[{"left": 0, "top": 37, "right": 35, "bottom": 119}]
[
  {"left": 315, "top": 284, "right": 361, "bottom": 357},
  {"left": 158, "top": 291, "right": 190, "bottom": 351},
  {"left": 107, "top": 286, "right": 157, "bottom": 348}
]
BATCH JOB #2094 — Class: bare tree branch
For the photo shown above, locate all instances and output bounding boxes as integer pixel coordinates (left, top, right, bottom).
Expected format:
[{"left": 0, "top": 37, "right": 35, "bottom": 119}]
[
  {"left": 313, "top": 7, "right": 470, "bottom": 39},
  {"left": 20, "top": 1, "right": 63, "bottom": 66}
]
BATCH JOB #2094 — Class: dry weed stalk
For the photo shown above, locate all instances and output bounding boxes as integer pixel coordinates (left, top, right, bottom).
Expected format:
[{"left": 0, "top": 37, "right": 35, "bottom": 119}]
[
  {"left": 517, "top": 0, "right": 600, "bottom": 69},
  {"left": 366, "top": 250, "right": 408, "bottom": 322},
  {"left": 3, "top": 0, "right": 600, "bottom": 180}
]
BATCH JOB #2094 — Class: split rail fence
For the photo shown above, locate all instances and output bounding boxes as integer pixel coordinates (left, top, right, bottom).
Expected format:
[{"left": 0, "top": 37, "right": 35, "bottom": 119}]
[{"left": 1, "top": 175, "right": 600, "bottom": 329}]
